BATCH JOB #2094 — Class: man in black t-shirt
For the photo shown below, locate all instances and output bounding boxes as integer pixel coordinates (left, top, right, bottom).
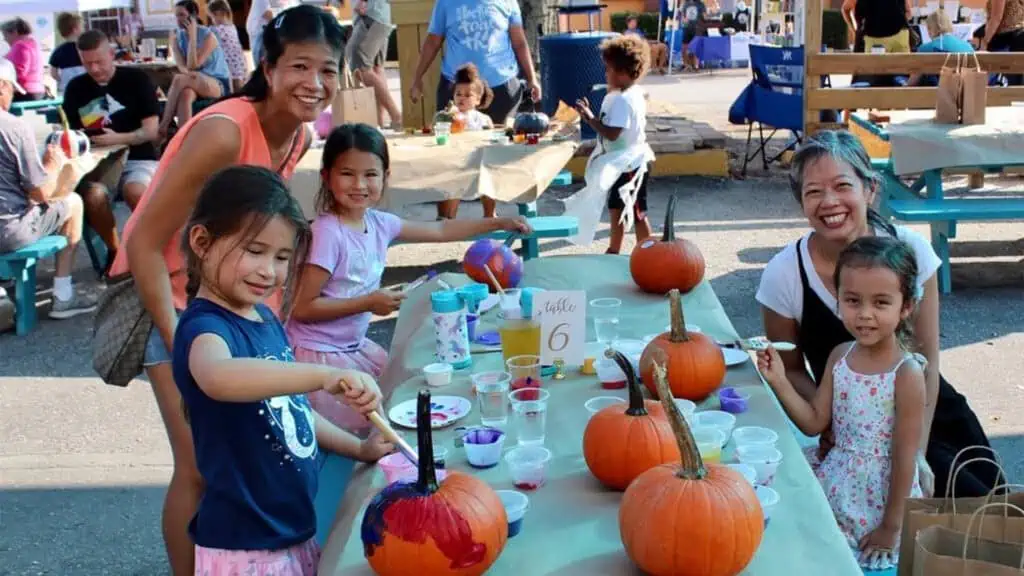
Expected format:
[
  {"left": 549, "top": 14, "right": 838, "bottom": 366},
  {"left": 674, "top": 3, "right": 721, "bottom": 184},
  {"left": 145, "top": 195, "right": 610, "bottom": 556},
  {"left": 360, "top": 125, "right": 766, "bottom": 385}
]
[{"left": 62, "top": 30, "right": 160, "bottom": 271}]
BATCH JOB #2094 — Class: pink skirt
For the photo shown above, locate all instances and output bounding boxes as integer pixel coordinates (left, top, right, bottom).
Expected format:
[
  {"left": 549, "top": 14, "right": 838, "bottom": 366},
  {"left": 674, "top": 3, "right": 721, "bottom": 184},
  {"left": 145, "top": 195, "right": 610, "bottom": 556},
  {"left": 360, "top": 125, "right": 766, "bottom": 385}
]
[
  {"left": 294, "top": 340, "right": 389, "bottom": 434},
  {"left": 194, "top": 537, "right": 320, "bottom": 575}
]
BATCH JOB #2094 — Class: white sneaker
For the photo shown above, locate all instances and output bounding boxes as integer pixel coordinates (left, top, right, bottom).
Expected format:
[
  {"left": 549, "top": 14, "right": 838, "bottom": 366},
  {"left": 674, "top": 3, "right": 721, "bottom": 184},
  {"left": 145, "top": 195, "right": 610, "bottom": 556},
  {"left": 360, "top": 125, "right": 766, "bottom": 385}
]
[{"left": 49, "top": 290, "right": 99, "bottom": 319}]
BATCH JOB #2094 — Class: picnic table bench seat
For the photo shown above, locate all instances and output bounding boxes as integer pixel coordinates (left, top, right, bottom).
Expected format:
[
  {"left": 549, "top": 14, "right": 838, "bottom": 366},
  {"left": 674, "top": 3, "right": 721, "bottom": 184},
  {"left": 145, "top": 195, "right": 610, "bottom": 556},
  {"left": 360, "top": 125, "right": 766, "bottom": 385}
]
[
  {"left": 477, "top": 215, "right": 578, "bottom": 259},
  {"left": 887, "top": 198, "right": 1024, "bottom": 222},
  {"left": 0, "top": 235, "right": 68, "bottom": 335}
]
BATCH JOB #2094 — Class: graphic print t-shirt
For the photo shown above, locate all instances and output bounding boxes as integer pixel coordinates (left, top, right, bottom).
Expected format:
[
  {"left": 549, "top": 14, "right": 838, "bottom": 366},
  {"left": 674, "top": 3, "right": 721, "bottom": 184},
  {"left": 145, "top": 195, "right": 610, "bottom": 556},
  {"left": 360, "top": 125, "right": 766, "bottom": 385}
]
[
  {"left": 682, "top": 0, "right": 706, "bottom": 30},
  {"left": 173, "top": 298, "right": 319, "bottom": 550},
  {"left": 62, "top": 67, "right": 160, "bottom": 161},
  {"left": 428, "top": 0, "right": 522, "bottom": 88},
  {"left": 597, "top": 85, "right": 648, "bottom": 154}
]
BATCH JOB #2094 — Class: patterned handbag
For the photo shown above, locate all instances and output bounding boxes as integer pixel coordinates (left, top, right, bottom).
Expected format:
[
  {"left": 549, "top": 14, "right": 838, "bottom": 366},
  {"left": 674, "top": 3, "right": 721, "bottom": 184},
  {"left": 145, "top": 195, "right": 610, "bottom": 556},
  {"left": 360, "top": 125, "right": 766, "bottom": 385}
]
[{"left": 92, "top": 273, "right": 153, "bottom": 387}]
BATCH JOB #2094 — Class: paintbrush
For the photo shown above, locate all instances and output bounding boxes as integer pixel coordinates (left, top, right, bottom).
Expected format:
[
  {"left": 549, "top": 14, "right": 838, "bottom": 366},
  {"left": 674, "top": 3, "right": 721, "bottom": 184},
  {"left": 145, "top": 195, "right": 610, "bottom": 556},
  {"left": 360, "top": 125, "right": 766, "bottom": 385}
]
[
  {"left": 482, "top": 264, "right": 506, "bottom": 298},
  {"left": 335, "top": 379, "right": 418, "bottom": 465},
  {"left": 722, "top": 337, "right": 797, "bottom": 352}
]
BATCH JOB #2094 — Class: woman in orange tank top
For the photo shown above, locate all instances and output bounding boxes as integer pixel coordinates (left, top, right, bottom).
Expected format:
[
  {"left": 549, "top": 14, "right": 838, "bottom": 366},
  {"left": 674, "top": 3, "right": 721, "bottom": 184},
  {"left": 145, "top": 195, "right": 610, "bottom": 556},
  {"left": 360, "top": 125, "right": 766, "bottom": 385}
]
[{"left": 106, "top": 6, "right": 344, "bottom": 574}]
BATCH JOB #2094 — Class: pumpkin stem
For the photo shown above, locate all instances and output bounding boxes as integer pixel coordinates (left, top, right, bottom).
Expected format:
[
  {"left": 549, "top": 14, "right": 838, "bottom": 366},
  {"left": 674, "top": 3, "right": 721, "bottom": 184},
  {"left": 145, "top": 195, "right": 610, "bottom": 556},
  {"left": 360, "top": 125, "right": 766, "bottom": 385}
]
[
  {"left": 605, "top": 348, "right": 647, "bottom": 416},
  {"left": 414, "top": 389, "right": 440, "bottom": 492},
  {"left": 668, "top": 289, "right": 690, "bottom": 343},
  {"left": 662, "top": 195, "right": 677, "bottom": 242},
  {"left": 651, "top": 360, "right": 706, "bottom": 480}
]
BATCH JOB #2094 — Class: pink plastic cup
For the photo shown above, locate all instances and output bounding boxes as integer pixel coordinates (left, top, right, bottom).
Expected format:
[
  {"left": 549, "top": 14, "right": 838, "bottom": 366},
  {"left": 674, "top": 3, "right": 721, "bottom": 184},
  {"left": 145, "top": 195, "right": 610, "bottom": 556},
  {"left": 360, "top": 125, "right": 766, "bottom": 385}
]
[{"left": 379, "top": 452, "right": 448, "bottom": 484}]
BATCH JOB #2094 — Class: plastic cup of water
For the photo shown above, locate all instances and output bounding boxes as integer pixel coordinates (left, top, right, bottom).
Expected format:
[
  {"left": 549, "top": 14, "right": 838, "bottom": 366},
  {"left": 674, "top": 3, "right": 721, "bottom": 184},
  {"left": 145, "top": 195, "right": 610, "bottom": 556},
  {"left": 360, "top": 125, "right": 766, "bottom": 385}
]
[
  {"left": 472, "top": 371, "right": 512, "bottom": 426},
  {"left": 507, "top": 354, "right": 542, "bottom": 391},
  {"left": 590, "top": 297, "right": 622, "bottom": 346},
  {"left": 509, "top": 387, "right": 550, "bottom": 446}
]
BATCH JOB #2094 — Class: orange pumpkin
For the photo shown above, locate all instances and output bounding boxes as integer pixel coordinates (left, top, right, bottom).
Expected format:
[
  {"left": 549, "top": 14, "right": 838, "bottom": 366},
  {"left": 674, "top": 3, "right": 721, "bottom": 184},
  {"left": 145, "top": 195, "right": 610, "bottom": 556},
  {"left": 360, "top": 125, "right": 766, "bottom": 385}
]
[
  {"left": 362, "top": 390, "right": 507, "bottom": 575},
  {"left": 620, "top": 360, "right": 763, "bottom": 576},
  {"left": 640, "top": 288, "right": 726, "bottom": 401},
  {"left": 630, "top": 195, "right": 706, "bottom": 295},
  {"left": 582, "top": 349, "right": 679, "bottom": 490}
]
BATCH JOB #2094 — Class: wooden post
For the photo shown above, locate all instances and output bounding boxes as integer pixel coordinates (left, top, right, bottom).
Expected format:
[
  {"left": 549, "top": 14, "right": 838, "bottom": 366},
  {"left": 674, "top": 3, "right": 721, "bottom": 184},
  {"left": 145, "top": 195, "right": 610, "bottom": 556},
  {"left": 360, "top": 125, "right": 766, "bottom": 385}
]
[
  {"left": 393, "top": 0, "right": 443, "bottom": 131},
  {"left": 802, "top": 0, "right": 823, "bottom": 136}
]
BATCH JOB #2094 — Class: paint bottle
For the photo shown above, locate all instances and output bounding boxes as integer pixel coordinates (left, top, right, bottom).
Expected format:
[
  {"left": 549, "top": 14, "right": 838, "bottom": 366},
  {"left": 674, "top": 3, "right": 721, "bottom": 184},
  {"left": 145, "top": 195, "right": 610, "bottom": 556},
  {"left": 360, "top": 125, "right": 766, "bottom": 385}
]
[{"left": 430, "top": 290, "right": 472, "bottom": 370}]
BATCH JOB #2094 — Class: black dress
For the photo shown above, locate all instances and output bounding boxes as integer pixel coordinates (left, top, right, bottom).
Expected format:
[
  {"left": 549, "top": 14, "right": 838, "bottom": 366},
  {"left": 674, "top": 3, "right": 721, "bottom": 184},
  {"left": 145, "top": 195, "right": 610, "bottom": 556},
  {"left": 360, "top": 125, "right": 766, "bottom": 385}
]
[{"left": 794, "top": 238, "right": 1002, "bottom": 497}]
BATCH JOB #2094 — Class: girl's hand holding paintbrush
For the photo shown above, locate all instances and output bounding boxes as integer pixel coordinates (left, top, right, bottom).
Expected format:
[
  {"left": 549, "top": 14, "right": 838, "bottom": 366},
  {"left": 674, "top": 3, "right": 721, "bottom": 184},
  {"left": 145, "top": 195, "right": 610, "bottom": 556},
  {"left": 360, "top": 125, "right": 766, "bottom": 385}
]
[{"left": 323, "top": 368, "right": 383, "bottom": 415}]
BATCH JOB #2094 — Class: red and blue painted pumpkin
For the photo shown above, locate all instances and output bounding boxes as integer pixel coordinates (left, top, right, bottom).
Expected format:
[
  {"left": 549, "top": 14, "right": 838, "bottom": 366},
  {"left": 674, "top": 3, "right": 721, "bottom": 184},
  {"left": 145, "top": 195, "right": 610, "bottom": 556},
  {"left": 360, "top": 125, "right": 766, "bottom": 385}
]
[
  {"left": 463, "top": 239, "right": 522, "bottom": 291},
  {"left": 361, "top": 390, "right": 507, "bottom": 575},
  {"left": 45, "top": 130, "right": 90, "bottom": 158}
]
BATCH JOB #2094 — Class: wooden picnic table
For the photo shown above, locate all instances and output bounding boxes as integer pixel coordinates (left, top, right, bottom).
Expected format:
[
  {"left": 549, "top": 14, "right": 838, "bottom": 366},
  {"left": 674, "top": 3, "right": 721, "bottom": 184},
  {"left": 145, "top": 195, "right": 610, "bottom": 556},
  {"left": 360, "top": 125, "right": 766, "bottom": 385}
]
[
  {"left": 850, "top": 109, "right": 1024, "bottom": 294},
  {"left": 316, "top": 255, "right": 861, "bottom": 575}
]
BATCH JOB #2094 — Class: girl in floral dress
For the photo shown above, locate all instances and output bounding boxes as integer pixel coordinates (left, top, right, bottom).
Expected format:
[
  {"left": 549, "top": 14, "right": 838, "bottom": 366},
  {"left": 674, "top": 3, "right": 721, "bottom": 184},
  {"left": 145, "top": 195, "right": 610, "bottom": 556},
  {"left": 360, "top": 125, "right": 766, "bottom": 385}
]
[
  {"left": 757, "top": 236, "right": 926, "bottom": 571},
  {"left": 208, "top": 0, "right": 249, "bottom": 92}
]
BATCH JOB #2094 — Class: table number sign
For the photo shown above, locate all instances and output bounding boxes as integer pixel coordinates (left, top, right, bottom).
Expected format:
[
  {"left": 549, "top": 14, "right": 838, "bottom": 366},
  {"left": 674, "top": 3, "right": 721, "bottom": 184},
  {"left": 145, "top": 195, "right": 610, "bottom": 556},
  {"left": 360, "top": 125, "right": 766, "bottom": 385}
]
[{"left": 531, "top": 290, "right": 586, "bottom": 366}]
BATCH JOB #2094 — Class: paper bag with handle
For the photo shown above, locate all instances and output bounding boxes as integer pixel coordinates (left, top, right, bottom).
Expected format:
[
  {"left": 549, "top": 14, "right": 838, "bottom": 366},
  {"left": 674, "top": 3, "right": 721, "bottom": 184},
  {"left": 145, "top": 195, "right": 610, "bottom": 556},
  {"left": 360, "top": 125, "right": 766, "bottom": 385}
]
[
  {"left": 332, "top": 61, "right": 378, "bottom": 128},
  {"left": 898, "top": 447, "right": 1024, "bottom": 576},
  {"left": 960, "top": 53, "right": 988, "bottom": 125},
  {"left": 913, "top": 502, "right": 1024, "bottom": 576},
  {"left": 935, "top": 53, "right": 964, "bottom": 124}
]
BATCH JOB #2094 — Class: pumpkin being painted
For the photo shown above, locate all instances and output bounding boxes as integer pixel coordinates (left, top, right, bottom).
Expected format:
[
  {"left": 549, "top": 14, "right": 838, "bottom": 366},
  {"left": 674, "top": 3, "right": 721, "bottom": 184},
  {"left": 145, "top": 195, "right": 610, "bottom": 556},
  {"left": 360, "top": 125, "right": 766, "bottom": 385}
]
[
  {"left": 630, "top": 195, "right": 705, "bottom": 295},
  {"left": 583, "top": 349, "right": 677, "bottom": 490},
  {"left": 463, "top": 239, "right": 523, "bottom": 291},
  {"left": 619, "top": 360, "right": 763, "bottom": 576},
  {"left": 361, "top": 390, "right": 507, "bottom": 575},
  {"left": 45, "top": 130, "right": 90, "bottom": 158},
  {"left": 512, "top": 111, "right": 550, "bottom": 135},
  {"left": 640, "top": 289, "right": 726, "bottom": 402}
]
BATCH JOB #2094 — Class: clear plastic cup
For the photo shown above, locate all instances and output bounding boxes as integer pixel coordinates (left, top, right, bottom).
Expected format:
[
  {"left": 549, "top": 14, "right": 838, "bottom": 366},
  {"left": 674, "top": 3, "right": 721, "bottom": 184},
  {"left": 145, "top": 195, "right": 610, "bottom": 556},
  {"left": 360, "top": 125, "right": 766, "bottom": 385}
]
[
  {"left": 585, "top": 396, "right": 626, "bottom": 417},
  {"left": 504, "top": 446, "right": 552, "bottom": 490},
  {"left": 756, "top": 485, "right": 780, "bottom": 526},
  {"left": 692, "top": 426, "right": 726, "bottom": 463},
  {"left": 590, "top": 298, "right": 622, "bottom": 346},
  {"left": 509, "top": 388, "right": 550, "bottom": 446},
  {"left": 496, "top": 490, "right": 530, "bottom": 537},
  {"left": 732, "top": 426, "right": 779, "bottom": 449},
  {"left": 694, "top": 410, "right": 737, "bottom": 441},
  {"left": 507, "top": 354, "right": 542, "bottom": 391},
  {"left": 673, "top": 398, "right": 697, "bottom": 424},
  {"left": 472, "top": 371, "right": 511, "bottom": 426},
  {"left": 737, "top": 444, "right": 783, "bottom": 486},
  {"left": 727, "top": 463, "right": 758, "bottom": 486}
]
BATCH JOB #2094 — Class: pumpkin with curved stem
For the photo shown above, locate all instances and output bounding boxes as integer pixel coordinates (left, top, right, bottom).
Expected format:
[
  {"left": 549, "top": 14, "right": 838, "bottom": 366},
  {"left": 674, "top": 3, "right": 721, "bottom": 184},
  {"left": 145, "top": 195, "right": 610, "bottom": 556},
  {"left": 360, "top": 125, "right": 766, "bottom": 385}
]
[
  {"left": 620, "top": 358, "right": 763, "bottom": 576},
  {"left": 582, "top": 349, "right": 677, "bottom": 490},
  {"left": 629, "top": 195, "right": 706, "bottom": 294},
  {"left": 640, "top": 289, "right": 726, "bottom": 401},
  {"left": 361, "top": 390, "right": 507, "bottom": 575}
]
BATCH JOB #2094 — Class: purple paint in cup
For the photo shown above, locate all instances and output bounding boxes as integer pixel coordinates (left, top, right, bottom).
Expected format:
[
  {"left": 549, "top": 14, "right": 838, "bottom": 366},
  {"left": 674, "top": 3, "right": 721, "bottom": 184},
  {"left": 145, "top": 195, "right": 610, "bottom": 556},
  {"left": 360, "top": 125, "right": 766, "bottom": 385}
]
[
  {"left": 462, "top": 427, "right": 506, "bottom": 469},
  {"left": 467, "top": 313, "right": 479, "bottom": 342}
]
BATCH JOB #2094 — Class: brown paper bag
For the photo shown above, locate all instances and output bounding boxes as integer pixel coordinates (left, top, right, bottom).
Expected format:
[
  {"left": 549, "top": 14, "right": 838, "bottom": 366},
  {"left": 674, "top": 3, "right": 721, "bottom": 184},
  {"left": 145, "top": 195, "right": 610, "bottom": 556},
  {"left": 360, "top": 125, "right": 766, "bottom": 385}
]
[
  {"left": 899, "top": 451, "right": 1024, "bottom": 576},
  {"left": 961, "top": 53, "right": 988, "bottom": 125},
  {"left": 913, "top": 502, "right": 1024, "bottom": 576},
  {"left": 332, "top": 64, "right": 378, "bottom": 128},
  {"left": 935, "top": 53, "right": 963, "bottom": 124}
]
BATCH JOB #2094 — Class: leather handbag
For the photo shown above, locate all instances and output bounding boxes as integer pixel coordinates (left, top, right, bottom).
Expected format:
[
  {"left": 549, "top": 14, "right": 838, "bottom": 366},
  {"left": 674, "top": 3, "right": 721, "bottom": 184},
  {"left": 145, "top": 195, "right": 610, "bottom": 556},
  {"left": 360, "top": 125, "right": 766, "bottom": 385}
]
[{"left": 92, "top": 273, "right": 153, "bottom": 387}]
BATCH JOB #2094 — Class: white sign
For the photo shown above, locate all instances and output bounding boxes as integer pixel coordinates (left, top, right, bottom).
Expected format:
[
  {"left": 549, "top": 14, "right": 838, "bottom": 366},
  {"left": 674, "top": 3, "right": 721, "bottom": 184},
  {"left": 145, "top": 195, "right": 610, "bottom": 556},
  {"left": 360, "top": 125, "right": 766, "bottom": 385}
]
[{"left": 532, "top": 290, "right": 586, "bottom": 366}]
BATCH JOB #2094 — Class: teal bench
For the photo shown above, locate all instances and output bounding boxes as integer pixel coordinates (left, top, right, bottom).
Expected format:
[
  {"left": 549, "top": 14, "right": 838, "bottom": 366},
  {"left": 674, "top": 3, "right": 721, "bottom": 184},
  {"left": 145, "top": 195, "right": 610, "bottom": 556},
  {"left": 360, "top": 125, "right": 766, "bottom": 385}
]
[
  {"left": 873, "top": 158, "right": 1024, "bottom": 293},
  {"left": 10, "top": 98, "right": 64, "bottom": 124},
  {"left": 478, "top": 215, "right": 578, "bottom": 260},
  {"left": 0, "top": 235, "right": 68, "bottom": 335}
]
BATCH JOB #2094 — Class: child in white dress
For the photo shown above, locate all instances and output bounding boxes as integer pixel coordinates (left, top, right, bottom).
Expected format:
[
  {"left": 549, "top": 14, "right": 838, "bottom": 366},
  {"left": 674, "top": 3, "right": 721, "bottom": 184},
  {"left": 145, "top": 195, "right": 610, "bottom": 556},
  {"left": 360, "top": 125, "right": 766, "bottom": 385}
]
[{"left": 757, "top": 236, "right": 926, "bottom": 571}]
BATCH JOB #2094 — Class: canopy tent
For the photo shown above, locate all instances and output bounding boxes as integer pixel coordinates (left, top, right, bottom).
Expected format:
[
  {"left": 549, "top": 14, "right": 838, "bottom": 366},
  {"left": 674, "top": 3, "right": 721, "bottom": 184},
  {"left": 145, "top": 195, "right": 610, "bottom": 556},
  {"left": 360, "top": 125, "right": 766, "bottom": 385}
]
[{"left": 0, "top": 0, "right": 131, "bottom": 15}]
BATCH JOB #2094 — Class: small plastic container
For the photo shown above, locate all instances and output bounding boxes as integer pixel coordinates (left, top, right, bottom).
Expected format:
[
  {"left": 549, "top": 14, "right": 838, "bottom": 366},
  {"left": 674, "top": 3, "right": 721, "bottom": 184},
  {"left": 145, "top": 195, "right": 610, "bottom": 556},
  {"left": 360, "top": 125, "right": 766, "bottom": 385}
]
[
  {"left": 462, "top": 427, "right": 506, "bottom": 469},
  {"left": 466, "top": 313, "right": 479, "bottom": 342},
  {"left": 694, "top": 410, "right": 737, "bottom": 441},
  {"left": 673, "top": 398, "right": 697, "bottom": 424},
  {"left": 732, "top": 426, "right": 779, "bottom": 449},
  {"left": 614, "top": 339, "right": 646, "bottom": 374},
  {"left": 595, "top": 356, "right": 627, "bottom": 389},
  {"left": 585, "top": 396, "right": 626, "bottom": 417},
  {"left": 718, "top": 387, "right": 751, "bottom": 414},
  {"left": 737, "top": 445, "right": 783, "bottom": 486},
  {"left": 379, "top": 453, "right": 448, "bottom": 484},
  {"left": 727, "top": 463, "right": 758, "bottom": 486},
  {"left": 504, "top": 446, "right": 552, "bottom": 490},
  {"left": 423, "top": 363, "right": 453, "bottom": 387},
  {"left": 756, "top": 485, "right": 780, "bottom": 527},
  {"left": 691, "top": 427, "right": 726, "bottom": 463},
  {"left": 496, "top": 490, "right": 530, "bottom": 538}
]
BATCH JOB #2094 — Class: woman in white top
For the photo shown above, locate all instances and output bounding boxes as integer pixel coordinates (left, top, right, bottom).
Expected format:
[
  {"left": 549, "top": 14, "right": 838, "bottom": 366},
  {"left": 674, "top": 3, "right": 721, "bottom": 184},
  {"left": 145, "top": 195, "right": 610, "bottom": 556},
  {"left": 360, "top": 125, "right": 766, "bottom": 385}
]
[{"left": 755, "top": 130, "right": 1000, "bottom": 498}]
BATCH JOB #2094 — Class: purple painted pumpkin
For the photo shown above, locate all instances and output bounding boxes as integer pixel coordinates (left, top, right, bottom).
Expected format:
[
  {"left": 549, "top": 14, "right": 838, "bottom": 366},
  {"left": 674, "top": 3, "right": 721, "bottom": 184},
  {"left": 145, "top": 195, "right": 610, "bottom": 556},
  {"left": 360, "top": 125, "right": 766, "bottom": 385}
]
[{"left": 463, "top": 239, "right": 523, "bottom": 291}]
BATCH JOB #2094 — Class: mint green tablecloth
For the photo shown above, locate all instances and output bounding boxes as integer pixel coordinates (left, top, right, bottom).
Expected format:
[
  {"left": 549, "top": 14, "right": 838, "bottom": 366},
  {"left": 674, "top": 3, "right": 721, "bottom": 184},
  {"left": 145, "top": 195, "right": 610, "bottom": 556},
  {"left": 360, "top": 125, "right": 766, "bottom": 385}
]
[{"left": 318, "top": 255, "right": 861, "bottom": 575}]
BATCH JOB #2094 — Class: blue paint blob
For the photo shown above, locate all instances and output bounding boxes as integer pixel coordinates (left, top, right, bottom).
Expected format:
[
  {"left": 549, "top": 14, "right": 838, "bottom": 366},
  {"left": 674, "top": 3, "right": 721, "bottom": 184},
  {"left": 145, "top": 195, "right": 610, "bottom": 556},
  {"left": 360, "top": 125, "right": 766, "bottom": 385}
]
[
  {"left": 361, "top": 481, "right": 424, "bottom": 557},
  {"left": 508, "top": 518, "right": 524, "bottom": 538}
]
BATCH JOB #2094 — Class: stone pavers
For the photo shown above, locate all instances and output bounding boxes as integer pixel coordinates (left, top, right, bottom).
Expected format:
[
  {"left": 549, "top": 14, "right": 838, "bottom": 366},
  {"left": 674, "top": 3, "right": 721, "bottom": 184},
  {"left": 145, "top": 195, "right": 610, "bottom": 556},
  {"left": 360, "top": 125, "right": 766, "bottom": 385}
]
[{"left": 573, "top": 105, "right": 728, "bottom": 158}]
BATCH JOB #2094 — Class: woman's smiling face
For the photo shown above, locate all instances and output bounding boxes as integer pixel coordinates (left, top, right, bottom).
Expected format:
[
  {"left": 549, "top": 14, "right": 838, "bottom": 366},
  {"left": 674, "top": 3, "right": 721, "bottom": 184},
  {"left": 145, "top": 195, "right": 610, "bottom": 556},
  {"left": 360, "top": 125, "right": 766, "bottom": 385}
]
[{"left": 799, "top": 155, "right": 875, "bottom": 243}]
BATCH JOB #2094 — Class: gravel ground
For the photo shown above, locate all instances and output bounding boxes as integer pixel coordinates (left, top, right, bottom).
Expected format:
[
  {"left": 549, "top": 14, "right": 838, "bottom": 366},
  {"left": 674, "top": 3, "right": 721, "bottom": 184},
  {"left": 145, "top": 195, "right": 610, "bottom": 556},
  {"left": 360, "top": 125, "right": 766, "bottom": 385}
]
[{"left": 1, "top": 71, "right": 1022, "bottom": 575}]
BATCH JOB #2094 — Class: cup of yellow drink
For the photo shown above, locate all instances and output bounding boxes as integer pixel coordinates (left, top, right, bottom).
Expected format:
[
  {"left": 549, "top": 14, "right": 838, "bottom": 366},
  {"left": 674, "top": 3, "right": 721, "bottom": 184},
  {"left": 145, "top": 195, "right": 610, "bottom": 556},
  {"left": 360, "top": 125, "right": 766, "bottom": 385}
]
[
  {"left": 692, "top": 427, "right": 726, "bottom": 464},
  {"left": 499, "top": 318, "right": 541, "bottom": 363}
]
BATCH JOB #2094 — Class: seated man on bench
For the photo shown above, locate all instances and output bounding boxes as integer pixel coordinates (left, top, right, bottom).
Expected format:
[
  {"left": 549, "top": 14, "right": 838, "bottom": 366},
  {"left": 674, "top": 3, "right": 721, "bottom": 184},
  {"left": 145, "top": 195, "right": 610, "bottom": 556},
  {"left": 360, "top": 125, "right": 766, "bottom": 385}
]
[
  {"left": 62, "top": 29, "right": 161, "bottom": 272},
  {"left": 0, "top": 60, "right": 98, "bottom": 319}
]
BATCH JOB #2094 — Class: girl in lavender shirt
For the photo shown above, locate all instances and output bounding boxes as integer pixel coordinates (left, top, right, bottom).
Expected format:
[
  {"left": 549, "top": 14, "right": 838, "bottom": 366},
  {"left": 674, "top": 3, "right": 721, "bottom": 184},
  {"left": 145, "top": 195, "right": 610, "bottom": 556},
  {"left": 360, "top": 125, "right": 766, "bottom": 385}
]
[{"left": 287, "top": 123, "right": 530, "bottom": 433}]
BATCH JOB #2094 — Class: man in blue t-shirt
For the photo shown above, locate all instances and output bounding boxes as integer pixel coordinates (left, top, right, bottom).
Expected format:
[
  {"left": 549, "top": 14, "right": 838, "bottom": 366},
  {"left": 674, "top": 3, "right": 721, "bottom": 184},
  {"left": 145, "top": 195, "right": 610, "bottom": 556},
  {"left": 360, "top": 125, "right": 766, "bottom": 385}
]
[{"left": 409, "top": 0, "right": 542, "bottom": 127}]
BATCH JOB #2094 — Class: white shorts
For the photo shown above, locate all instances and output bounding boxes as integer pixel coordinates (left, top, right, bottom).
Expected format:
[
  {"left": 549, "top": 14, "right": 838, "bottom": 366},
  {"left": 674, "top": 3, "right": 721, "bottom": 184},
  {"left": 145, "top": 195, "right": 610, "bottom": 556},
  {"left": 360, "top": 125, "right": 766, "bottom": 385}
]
[{"left": 119, "top": 160, "right": 159, "bottom": 191}]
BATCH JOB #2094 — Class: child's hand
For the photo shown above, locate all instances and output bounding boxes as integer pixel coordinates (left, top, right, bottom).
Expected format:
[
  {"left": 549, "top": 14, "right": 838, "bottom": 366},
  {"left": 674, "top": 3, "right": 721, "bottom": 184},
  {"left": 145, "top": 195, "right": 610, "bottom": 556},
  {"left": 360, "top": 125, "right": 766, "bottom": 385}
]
[
  {"left": 324, "top": 369, "right": 382, "bottom": 415},
  {"left": 574, "top": 97, "right": 594, "bottom": 123},
  {"left": 499, "top": 216, "right": 532, "bottom": 235},
  {"left": 857, "top": 522, "right": 899, "bottom": 570},
  {"left": 367, "top": 289, "right": 405, "bottom": 315},
  {"left": 358, "top": 430, "right": 395, "bottom": 463},
  {"left": 755, "top": 346, "right": 787, "bottom": 388}
]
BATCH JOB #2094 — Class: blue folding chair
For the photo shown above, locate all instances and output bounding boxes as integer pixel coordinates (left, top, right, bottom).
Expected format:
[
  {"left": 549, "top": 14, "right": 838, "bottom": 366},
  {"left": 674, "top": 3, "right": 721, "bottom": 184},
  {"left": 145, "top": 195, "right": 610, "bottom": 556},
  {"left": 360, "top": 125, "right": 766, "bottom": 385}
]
[{"left": 729, "top": 45, "right": 805, "bottom": 175}]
